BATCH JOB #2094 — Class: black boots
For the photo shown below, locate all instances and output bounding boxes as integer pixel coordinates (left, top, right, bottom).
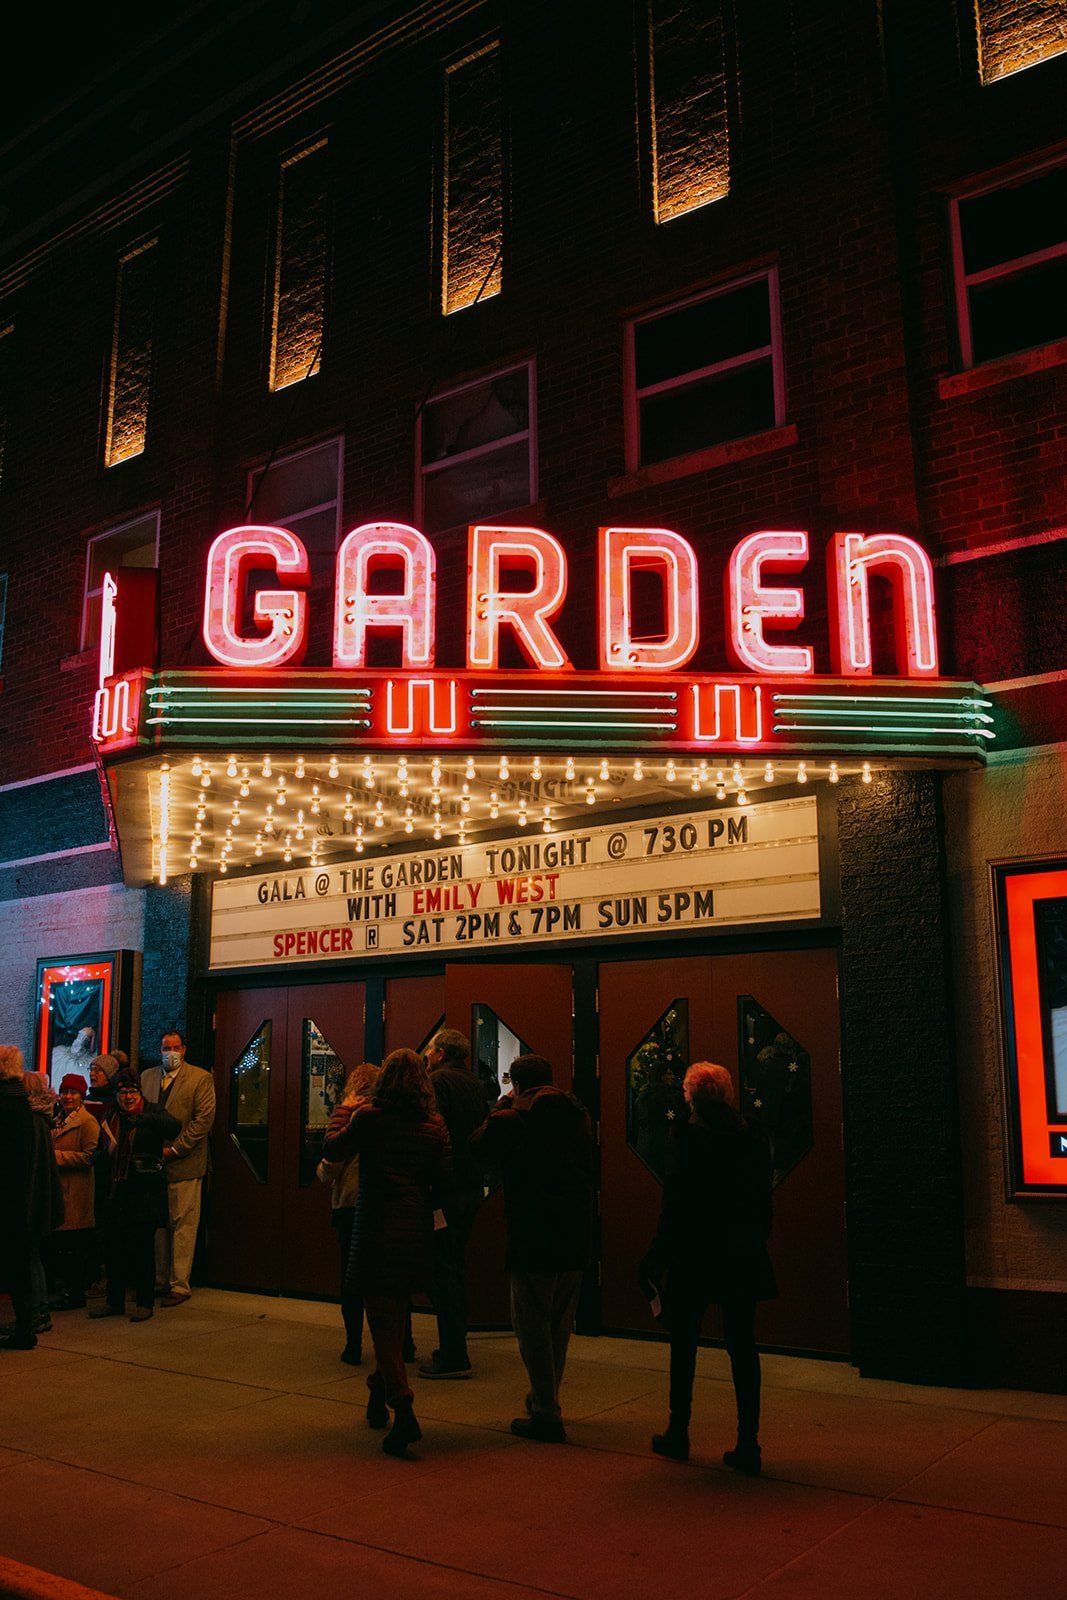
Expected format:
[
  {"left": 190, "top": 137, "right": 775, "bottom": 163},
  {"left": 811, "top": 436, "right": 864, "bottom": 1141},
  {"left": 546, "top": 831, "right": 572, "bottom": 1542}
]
[
  {"left": 382, "top": 1396, "right": 422, "bottom": 1456},
  {"left": 651, "top": 1422, "right": 690, "bottom": 1461},
  {"left": 366, "top": 1373, "right": 389, "bottom": 1428},
  {"left": 722, "top": 1440, "right": 762, "bottom": 1476}
]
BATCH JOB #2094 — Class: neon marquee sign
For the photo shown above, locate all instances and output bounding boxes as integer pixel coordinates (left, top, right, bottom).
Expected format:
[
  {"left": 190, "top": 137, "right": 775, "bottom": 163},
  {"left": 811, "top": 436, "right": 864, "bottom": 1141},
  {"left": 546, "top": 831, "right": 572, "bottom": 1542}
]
[{"left": 200, "top": 523, "right": 940, "bottom": 679}]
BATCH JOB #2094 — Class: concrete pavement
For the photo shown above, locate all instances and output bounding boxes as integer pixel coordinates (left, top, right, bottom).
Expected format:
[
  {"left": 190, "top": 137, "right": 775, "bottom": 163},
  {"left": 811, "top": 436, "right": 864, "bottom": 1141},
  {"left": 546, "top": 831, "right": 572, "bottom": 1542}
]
[{"left": 1, "top": 1289, "right": 1065, "bottom": 1599}]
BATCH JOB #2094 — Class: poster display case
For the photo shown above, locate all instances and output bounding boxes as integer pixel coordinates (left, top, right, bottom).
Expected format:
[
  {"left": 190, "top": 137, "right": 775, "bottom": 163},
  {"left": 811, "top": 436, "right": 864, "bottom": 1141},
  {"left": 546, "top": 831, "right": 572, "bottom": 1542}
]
[{"left": 34, "top": 950, "right": 141, "bottom": 1088}]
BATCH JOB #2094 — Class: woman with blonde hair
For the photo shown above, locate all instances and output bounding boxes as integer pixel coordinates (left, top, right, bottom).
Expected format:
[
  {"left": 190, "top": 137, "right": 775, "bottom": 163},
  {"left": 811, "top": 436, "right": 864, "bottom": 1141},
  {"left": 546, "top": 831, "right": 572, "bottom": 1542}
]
[
  {"left": 641, "top": 1060, "right": 776, "bottom": 1476},
  {"left": 317, "top": 1061, "right": 381, "bottom": 1364},
  {"left": 323, "top": 1048, "right": 451, "bottom": 1456}
]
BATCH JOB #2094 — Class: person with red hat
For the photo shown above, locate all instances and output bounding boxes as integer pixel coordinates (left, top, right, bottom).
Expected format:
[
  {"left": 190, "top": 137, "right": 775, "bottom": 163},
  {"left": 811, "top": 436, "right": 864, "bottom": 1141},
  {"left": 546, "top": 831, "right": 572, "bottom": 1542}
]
[
  {"left": 91, "top": 1071, "right": 180, "bottom": 1322},
  {"left": 43, "top": 1075, "right": 100, "bottom": 1311}
]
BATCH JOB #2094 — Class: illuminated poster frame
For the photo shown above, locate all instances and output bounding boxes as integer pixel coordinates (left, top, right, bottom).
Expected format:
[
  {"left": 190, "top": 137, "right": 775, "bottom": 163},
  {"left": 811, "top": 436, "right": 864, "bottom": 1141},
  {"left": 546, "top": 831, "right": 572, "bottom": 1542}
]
[
  {"left": 993, "top": 860, "right": 1067, "bottom": 1199},
  {"left": 34, "top": 950, "right": 142, "bottom": 1088}
]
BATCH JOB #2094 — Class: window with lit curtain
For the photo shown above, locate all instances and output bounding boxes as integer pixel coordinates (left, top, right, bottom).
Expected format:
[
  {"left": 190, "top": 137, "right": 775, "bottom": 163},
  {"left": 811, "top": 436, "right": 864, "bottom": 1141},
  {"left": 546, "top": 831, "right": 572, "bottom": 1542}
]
[
  {"left": 442, "top": 42, "right": 503, "bottom": 315},
  {"left": 104, "top": 239, "right": 157, "bottom": 467},
  {"left": 975, "top": 0, "right": 1067, "bottom": 84},
  {"left": 648, "top": 0, "right": 729, "bottom": 224},
  {"left": 270, "top": 139, "right": 328, "bottom": 391}
]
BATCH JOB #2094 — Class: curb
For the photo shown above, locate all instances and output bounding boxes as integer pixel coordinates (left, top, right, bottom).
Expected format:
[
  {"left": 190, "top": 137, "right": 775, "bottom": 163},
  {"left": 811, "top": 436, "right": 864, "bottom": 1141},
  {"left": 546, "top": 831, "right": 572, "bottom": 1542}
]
[{"left": 0, "top": 1558, "right": 117, "bottom": 1600}]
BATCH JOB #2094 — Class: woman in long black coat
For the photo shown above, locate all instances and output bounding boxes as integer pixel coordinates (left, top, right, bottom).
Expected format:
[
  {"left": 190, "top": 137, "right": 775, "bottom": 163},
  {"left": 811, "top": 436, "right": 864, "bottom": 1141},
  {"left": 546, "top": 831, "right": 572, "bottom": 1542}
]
[
  {"left": 323, "top": 1048, "right": 452, "bottom": 1456},
  {"left": 90, "top": 1070, "right": 180, "bottom": 1322},
  {"left": 641, "top": 1060, "right": 776, "bottom": 1476}
]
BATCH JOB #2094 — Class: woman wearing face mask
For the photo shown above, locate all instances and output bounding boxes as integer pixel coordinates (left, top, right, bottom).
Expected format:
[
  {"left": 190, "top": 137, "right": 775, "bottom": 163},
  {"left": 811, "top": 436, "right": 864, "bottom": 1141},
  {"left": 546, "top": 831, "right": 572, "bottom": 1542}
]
[
  {"left": 43, "top": 1075, "right": 100, "bottom": 1311},
  {"left": 90, "top": 1070, "right": 180, "bottom": 1322}
]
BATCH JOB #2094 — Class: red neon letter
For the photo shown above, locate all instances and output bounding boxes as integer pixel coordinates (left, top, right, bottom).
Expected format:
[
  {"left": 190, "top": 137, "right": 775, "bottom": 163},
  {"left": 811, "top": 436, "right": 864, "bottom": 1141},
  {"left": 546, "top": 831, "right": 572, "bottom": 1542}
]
[
  {"left": 203, "top": 526, "right": 309, "bottom": 668},
  {"left": 467, "top": 525, "right": 571, "bottom": 670},
  {"left": 691, "top": 683, "right": 764, "bottom": 743},
  {"left": 828, "top": 532, "right": 939, "bottom": 678},
  {"left": 385, "top": 678, "right": 458, "bottom": 736},
  {"left": 598, "top": 527, "right": 699, "bottom": 670},
  {"left": 334, "top": 523, "right": 435, "bottom": 669},
  {"left": 726, "top": 531, "right": 813, "bottom": 676}
]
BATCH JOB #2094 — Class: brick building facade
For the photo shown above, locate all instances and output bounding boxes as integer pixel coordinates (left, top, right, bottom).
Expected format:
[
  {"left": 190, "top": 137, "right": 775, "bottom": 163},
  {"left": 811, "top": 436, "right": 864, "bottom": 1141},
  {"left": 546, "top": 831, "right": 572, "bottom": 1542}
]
[{"left": 1, "top": 0, "right": 1065, "bottom": 1387}]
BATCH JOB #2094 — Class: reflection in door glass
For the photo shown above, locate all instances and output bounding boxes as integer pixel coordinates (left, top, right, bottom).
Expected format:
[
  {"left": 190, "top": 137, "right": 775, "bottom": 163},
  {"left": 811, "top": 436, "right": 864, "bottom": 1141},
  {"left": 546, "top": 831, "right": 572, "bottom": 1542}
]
[
  {"left": 229, "top": 1021, "right": 271, "bottom": 1183},
  {"left": 472, "top": 1004, "right": 531, "bottom": 1102},
  {"left": 301, "top": 1020, "right": 348, "bottom": 1186},
  {"left": 737, "top": 997, "right": 812, "bottom": 1187},
  {"left": 626, "top": 1000, "right": 688, "bottom": 1182}
]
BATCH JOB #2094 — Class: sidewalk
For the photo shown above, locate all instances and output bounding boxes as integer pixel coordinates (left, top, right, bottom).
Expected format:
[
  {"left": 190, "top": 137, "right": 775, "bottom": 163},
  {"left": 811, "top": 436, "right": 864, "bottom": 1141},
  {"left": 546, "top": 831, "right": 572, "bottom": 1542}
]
[{"left": 1, "top": 1289, "right": 1065, "bottom": 1599}]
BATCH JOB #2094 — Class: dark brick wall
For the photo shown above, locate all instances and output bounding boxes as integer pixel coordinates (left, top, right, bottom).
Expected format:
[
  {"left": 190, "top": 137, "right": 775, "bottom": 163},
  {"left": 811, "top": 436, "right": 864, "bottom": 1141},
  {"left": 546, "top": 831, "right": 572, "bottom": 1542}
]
[{"left": 837, "top": 770, "right": 970, "bottom": 1384}]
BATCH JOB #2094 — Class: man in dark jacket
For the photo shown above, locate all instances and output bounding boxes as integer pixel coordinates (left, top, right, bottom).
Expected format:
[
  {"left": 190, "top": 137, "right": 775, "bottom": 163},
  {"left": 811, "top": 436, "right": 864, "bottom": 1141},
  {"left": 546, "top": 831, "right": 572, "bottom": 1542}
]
[
  {"left": 419, "top": 1028, "right": 489, "bottom": 1378},
  {"left": 472, "top": 1053, "right": 594, "bottom": 1442},
  {"left": 0, "top": 1046, "right": 64, "bottom": 1350}
]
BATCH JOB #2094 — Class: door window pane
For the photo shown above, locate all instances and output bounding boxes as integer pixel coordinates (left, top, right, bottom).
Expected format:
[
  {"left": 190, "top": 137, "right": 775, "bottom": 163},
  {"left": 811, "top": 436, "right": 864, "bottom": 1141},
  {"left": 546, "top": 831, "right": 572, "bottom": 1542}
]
[
  {"left": 301, "top": 1019, "right": 348, "bottom": 1185},
  {"left": 229, "top": 1021, "right": 271, "bottom": 1182},
  {"left": 626, "top": 999, "right": 688, "bottom": 1182},
  {"left": 738, "top": 997, "right": 812, "bottom": 1187}
]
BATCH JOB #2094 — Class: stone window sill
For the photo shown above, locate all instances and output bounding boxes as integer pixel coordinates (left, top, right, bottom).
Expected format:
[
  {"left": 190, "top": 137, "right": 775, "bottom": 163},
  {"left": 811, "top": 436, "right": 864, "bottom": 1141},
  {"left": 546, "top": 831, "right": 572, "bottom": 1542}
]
[
  {"left": 60, "top": 648, "right": 96, "bottom": 673},
  {"left": 938, "top": 338, "right": 1067, "bottom": 399},
  {"left": 607, "top": 424, "right": 799, "bottom": 498}
]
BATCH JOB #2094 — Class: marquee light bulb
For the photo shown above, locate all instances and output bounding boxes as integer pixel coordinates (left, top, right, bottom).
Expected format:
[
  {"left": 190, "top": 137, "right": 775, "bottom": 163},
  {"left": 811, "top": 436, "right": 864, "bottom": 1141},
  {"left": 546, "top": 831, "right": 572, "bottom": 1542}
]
[
  {"left": 200, "top": 772, "right": 211, "bottom": 789},
  {"left": 565, "top": 757, "right": 576, "bottom": 781},
  {"left": 599, "top": 759, "right": 610, "bottom": 781},
  {"left": 404, "top": 819, "right": 414, "bottom": 833},
  {"left": 797, "top": 762, "right": 808, "bottom": 784},
  {"left": 283, "top": 847, "right": 292, "bottom": 863},
  {"left": 356, "top": 839, "right": 364, "bottom": 854},
  {"left": 191, "top": 758, "right": 203, "bottom": 777},
  {"left": 189, "top": 855, "right": 198, "bottom": 869},
  {"left": 764, "top": 762, "right": 775, "bottom": 783},
  {"left": 532, "top": 757, "right": 543, "bottom": 780},
  {"left": 716, "top": 785, "right": 726, "bottom": 800},
  {"left": 328, "top": 756, "right": 339, "bottom": 779},
  {"left": 666, "top": 760, "right": 676, "bottom": 782},
  {"left": 633, "top": 760, "right": 644, "bottom": 781},
  {"left": 465, "top": 757, "right": 476, "bottom": 780},
  {"left": 226, "top": 756, "right": 237, "bottom": 778},
  {"left": 737, "top": 788, "right": 749, "bottom": 805},
  {"left": 829, "top": 762, "right": 840, "bottom": 784},
  {"left": 433, "top": 825, "right": 442, "bottom": 840},
  {"left": 262, "top": 757, "right": 272, "bottom": 778},
  {"left": 295, "top": 757, "right": 305, "bottom": 778},
  {"left": 219, "top": 861, "right": 227, "bottom": 874},
  {"left": 862, "top": 761, "right": 873, "bottom": 784}
]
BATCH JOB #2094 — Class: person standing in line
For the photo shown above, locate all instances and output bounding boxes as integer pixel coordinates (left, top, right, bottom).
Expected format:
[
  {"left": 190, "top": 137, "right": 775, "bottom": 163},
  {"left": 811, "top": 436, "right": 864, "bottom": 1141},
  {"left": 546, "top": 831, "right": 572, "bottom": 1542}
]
[
  {"left": 471, "top": 1053, "right": 594, "bottom": 1443},
  {"left": 0, "top": 1051, "right": 63, "bottom": 1350},
  {"left": 641, "top": 1061, "right": 776, "bottom": 1477},
  {"left": 44, "top": 1074, "right": 100, "bottom": 1311},
  {"left": 91, "top": 1071, "right": 181, "bottom": 1322},
  {"left": 140, "top": 1030, "right": 216, "bottom": 1308},
  {"left": 317, "top": 1061, "right": 381, "bottom": 1365},
  {"left": 324, "top": 1048, "right": 452, "bottom": 1456},
  {"left": 419, "top": 1028, "right": 489, "bottom": 1380}
]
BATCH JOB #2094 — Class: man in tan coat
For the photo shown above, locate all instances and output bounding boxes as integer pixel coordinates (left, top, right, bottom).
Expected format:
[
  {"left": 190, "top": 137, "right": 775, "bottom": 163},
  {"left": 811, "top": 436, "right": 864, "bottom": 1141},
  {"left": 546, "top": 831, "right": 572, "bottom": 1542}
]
[{"left": 141, "top": 1030, "right": 215, "bottom": 1307}]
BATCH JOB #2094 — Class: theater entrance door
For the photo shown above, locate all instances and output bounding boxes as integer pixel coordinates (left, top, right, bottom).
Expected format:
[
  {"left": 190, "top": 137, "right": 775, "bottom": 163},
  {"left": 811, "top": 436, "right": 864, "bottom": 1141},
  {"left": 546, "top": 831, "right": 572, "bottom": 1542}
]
[{"left": 207, "top": 982, "right": 365, "bottom": 1295}]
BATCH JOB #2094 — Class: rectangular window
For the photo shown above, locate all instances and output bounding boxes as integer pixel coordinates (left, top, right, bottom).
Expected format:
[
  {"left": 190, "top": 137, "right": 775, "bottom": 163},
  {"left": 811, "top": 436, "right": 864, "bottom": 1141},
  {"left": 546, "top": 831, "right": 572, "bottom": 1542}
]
[
  {"left": 270, "top": 139, "right": 328, "bottom": 391},
  {"left": 104, "top": 238, "right": 157, "bottom": 467},
  {"left": 81, "top": 511, "right": 159, "bottom": 651},
  {"left": 248, "top": 436, "right": 342, "bottom": 553},
  {"left": 994, "top": 859, "right": 1067, "bottom": 1197},
  {"left": 976, "top": 0, "right": 1067, "bottom": 84},
  {"left": 626, "top": 272, "right": 783, "bottom": 470},
  {"left": 951, "top": 161, "right": 1067, "bottom": 367},
  {"left": 443, "top": 43, "right": 503, "bottom": 315},
  {"left": 0, "top": 322, "right": 12, "bottom": 491},
  {"left": 648, "top": 0, "right": 729, "bottom": 223},
  {"left": 417, "top": 363, "right": 534, "bottom": 534},
  {"left": 0, "top": 572, "right": 7, "bottom": 672}
]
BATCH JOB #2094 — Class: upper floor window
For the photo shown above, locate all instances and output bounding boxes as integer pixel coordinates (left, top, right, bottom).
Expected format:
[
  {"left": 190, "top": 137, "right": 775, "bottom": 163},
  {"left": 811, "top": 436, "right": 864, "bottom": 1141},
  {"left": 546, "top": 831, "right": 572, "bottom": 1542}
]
[
  {"left": 626, "top": 271, "right": 783, "bottom": 471},
  {"left": 975, "top": 0, "right": 1067, "bottom": 84},
  {"left": 270, "top": 139, "right": 328, "bottom": 391},
  {"left": 0, "top": 572, "right": 7, "bottom": 672},
  {"left": 0, "top": 321, "right": 12, "bottom": 492},
  {"left": 647, "top": 0, "right": 729, "bottom": 223},
  {"left": 417, "top": 362, "right": 535, "bottom": 534},
  {"left": 105, "top": 238, "right": 157, "bottom": 467},
  {"left": 951, "top": 161, "right": 1067, "bottom": 368},
  {"left": 81, "top": 511, "right": 159, "bottom": 651},
  {"left": 248, "top": 436, "right": 342, "bottom": 553},
  {"left": 442, "top": 43, "right": 503, "bottom": 314}
]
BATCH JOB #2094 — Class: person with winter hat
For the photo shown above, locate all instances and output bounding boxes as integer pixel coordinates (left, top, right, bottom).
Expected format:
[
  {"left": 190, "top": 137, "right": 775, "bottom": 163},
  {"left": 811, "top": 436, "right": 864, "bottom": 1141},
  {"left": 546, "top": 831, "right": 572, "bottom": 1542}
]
[{"left": 44, "top": 1075, "right": 100, "bottom": 1310}]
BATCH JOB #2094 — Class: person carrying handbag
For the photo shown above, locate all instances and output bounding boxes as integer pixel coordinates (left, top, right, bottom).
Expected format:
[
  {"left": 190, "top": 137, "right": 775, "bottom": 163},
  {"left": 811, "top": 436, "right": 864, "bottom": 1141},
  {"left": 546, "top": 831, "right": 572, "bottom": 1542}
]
[{"left": 90, "top": 1071, "right": 180, "bottom": 1323}]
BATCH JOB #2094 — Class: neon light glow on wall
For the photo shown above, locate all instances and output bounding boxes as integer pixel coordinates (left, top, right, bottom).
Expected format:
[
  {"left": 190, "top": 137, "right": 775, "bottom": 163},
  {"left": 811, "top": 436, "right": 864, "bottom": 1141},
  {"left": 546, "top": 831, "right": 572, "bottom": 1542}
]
[
  {"left": 828, "top": 532, "right": 938, "bottom": 678},
  {"left": 334, "top": 523, "right": 436, "bottom": 669},
  {"left": 599, "top": 527, "right": 699, "bottom": 670},
  {"left": 467, "top": 525, "right": 571, "bottom": 670},
  {"left": 203, "top": 525, "right": 310, "bottom": 668}
]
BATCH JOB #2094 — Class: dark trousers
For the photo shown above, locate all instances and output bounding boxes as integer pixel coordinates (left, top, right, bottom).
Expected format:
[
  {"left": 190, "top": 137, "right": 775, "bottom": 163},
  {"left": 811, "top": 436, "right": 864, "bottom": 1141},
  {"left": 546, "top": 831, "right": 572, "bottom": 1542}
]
[
  {"left": 668, "top": 1293, "right": 761, "bottom": 1444},
  {"left": 430, "top": 1194, "right": 480, "bottom": 1365},
  {"left": 510, "top": 1269, "right": 583, "bottom": 1421},
  {"left": 334, "top": 1209, "right": 364, "bottom": 1353},
  {"left": 104, "top": 1205, "right": 156, "bottom": 1311},
  {"left": 42, "top": 1228, "right": 93, "bottom": 1302},
  {"left": 363, "top": 1289, "right": 413, "bottom": 1405}
]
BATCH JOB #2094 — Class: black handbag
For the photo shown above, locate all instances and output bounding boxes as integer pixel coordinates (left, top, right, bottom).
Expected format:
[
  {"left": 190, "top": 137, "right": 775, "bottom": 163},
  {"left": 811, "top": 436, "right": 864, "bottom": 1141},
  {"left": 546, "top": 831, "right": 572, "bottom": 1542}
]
[{"left": 130, "top": 1153, "right": 164, "bottom": 1179}]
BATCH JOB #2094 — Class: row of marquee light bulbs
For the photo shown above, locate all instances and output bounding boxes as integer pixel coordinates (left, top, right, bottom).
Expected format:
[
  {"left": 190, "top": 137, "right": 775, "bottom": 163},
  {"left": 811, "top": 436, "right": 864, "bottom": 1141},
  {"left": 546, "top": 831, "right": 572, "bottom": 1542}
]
[{"left": 157, "top": 752, "right": 875, "bottom": 875}]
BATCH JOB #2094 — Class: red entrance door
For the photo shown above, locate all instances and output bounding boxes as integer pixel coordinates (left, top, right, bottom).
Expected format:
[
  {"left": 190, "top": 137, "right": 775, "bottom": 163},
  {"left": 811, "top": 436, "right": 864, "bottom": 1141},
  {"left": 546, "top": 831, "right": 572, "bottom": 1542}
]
[
  {"left": 444, "top": 963, "right": 574, "bottom": 1324},
  {"left": 598, "top": 948, "right": 847, "bottom": 1355},
  {"left": 208, "top": 982, "right": 365, "bottom": 1295}
]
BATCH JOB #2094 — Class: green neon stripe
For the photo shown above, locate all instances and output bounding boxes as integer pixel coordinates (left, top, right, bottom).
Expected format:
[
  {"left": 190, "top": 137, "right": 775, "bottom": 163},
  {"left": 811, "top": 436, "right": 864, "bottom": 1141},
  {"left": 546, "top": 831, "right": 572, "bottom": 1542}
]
[
  {"left": 149, "top": 698, "right": 372, "bottom": 711},
  {"left": 472, "top": 718, "right": 679, "bottom": 730},
  {"left": 773, "top": 721, "right": 994, "bottom": 738},
  {"left": 146, "top": 715, "right": 372, "bottom": 727},
  {"left": 146, "top": 685, "right": 371, "bottom": 697},
  {"left": 771, "top": 706, "right": 991, "bottom": 723},
  {"left": 773, "top": 693, "right": 992, "bottom": 708}
]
